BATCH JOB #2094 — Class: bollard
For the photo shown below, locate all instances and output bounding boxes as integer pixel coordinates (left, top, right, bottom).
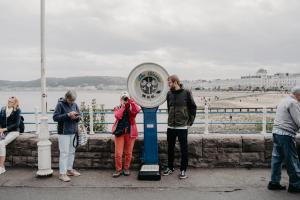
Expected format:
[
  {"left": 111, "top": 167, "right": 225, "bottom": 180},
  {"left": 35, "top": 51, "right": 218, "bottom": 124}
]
[
  {"left": 34, "top": 106, "right": 39, "bottom": 134},
  {"left": 204, "top": 105, "right": 209, "bottom": 134},
  {"left": 37, "top": 117, "right": 53, "bottom": 176},
  {"left": 89, "top": 105, "right": 95, "bottom": 135},
  {"left": 261, "top": 106, "right": 267, "bottom": 134}
]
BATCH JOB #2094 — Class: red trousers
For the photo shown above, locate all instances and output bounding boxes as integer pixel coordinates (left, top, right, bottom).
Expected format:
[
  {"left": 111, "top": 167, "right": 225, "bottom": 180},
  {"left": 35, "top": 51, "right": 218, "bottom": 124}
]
[{"left": 114, "top": 133, "right": 135, "bottom": 171}]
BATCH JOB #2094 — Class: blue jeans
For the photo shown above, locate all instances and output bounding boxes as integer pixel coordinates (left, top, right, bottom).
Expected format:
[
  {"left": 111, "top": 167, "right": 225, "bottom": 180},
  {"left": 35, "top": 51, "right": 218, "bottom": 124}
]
[
  {"left": 58, "top": 134, "right": 76, "bottom": 174},
  {"left": 271, "top": 134, "right": 300, "bottom": 188}
]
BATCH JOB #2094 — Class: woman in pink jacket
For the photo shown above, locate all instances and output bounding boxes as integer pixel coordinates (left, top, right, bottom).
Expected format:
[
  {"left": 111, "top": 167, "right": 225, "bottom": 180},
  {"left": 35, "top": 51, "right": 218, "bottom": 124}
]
[{"left": 112, "top": 91, "right": 141, "bottom": 177}]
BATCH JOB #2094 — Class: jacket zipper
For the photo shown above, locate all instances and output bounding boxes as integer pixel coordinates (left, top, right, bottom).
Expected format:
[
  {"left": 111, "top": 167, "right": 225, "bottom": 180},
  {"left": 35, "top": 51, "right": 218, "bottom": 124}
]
[{"left": 173, "top": 94, "right": 176, "bottom": 127}]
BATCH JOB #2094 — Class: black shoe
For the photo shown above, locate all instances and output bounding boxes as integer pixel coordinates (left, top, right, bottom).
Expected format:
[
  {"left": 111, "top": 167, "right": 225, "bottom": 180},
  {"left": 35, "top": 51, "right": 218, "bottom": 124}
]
[
  {"left": 163, "top": 167, "right": 174, "bottom": 176},
  {"left": 179, "top": 170, "right": 188, "bottom": 179},
  {"left": 288, "top": 184, "right": 300, "bottom": 193},
  {"left": 267, "top": 182, "right": 286, "bottom": 190}
]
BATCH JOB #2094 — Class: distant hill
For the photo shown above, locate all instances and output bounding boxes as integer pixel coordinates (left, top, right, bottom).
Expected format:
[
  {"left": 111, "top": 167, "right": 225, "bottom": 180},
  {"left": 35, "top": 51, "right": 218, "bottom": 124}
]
[{"left": 0, "top": 76, "right": 127, "bottom": 90}]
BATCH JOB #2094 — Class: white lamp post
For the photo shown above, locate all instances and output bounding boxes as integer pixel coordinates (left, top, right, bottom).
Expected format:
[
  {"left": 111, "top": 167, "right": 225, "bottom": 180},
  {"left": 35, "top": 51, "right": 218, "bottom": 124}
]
[{"left": 36, "top": 0, "right": 53, "bottom": 176}]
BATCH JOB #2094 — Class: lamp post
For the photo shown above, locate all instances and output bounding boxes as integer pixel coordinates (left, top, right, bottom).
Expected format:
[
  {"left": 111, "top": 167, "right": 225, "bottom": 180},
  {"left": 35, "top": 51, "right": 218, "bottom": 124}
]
[{"left": 36, "top": 0, "right": 53, "bottom": 177}]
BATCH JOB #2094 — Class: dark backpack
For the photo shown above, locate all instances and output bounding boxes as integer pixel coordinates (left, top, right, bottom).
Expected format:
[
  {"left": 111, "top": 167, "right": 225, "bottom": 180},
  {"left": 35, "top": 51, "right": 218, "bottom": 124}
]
[
  {"left": 113, "top": 108, "right": 130, "bottom": 137},
  {"left": 19, "top": 116, "right": 25, "bottom": 133}
]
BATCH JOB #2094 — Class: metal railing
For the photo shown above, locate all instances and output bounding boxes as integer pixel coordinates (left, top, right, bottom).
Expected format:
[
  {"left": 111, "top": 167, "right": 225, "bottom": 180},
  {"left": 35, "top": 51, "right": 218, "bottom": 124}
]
[{"left": 22, "top": 106, "right": 277, "bottom": 134}]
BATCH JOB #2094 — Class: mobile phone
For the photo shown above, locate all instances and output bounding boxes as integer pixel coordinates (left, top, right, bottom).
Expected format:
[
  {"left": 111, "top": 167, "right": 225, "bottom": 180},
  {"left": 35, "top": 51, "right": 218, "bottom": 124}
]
[{"left": 0, "top": 134, "right": 6, "bottom": 140}]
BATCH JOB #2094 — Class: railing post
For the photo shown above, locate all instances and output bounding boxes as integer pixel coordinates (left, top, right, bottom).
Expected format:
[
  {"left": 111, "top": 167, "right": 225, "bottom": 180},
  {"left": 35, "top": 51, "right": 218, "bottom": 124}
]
[
  {"left": 261, "top": 106, "right": 267, "bottom": 134},
  {"left": 100, "top": 104, "right": 106, "bottom": 131},
  {"left": 204, "top": 105, "right": 209, "bottom": 134},
  {"left": 89, "top": 105, "right": 95, "bottom": 135},
  {"left": 34, "top": 106, "right": 39, "bottom": 134}
]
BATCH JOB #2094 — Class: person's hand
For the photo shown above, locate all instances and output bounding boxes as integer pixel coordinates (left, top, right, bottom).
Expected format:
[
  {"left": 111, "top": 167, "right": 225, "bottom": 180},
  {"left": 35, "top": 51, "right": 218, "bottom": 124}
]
[
  {"left": 121, "top": 99, "right": 127, "bottom": 105},
  {"left": 68, "top": 111, "right": 79, "bottom": 120},
  {"left": 0, "top": 129, "right": 4, "bottom": 136}
]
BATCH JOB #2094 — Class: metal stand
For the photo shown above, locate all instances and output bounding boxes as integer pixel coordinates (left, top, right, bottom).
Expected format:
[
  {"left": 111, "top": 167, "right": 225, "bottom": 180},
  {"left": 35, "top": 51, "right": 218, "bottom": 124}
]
[{"left": 138, "top": 107, "right": 161, "bottom": 181}]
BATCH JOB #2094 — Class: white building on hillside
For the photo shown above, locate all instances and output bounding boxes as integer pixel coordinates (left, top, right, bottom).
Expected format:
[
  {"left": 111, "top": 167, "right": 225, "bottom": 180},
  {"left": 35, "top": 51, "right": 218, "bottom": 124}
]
[{"left": 193, "top": 69, "right": 300, "bottom": 90}]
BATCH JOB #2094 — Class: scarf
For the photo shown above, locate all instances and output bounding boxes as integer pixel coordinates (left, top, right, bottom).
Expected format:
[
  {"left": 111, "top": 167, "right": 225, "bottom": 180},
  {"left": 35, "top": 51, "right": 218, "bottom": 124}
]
[{"left": 5, "top": 106, "right": 13, "bottom": 118}]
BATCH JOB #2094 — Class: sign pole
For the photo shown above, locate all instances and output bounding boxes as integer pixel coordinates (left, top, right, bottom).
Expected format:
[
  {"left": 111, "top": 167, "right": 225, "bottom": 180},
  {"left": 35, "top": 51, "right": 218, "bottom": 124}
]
[{"left": 142, "top": 107, "right": 159, "bottom": 164}]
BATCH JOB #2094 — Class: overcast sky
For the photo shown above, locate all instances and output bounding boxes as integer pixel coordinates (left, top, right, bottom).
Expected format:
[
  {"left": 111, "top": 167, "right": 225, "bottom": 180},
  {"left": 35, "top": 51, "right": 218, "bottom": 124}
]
[{"left": 0, "top": 0, "right": 299, "bottom": 81}]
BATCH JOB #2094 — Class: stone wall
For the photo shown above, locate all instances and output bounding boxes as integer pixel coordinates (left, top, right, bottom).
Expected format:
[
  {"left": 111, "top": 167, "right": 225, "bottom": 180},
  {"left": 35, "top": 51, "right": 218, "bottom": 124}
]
[{"left": 5, "top": 133, "right": 300, "bottom": 169}]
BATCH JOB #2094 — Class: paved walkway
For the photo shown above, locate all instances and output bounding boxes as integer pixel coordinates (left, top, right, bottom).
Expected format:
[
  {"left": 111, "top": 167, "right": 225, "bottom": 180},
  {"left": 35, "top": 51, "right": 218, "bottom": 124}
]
[{"left": 0, "top": 168, "right": 298, "bottom": 200}]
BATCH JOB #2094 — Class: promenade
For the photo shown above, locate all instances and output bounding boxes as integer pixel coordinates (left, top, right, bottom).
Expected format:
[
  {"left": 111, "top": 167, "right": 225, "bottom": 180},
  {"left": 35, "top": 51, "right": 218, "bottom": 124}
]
[{"left": 0, "top": 168, "right": 298, "bottom": 200}]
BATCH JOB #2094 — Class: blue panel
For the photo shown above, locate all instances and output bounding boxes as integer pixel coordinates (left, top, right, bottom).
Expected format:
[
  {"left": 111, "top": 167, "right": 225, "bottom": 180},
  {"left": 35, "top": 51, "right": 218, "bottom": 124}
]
[{"left": 142, "top": 107, "right": 159, "bottom": 164}]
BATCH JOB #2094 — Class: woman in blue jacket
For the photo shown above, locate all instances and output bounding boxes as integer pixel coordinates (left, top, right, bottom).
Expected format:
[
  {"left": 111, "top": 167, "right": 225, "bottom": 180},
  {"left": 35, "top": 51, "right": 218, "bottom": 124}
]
[
  {"left": 53, "top": 90, "right": 81, "bottom": 182},
  {"left": 0, "top": 96, "right": 21, "bottom": 175}
]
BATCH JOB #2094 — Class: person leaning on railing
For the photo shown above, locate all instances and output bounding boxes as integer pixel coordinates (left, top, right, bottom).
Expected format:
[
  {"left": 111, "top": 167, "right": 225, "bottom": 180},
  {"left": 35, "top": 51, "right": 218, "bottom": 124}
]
[
  {"left": 53, "top": 90, "right": 81, "bottom": 182},
  {"left": 0, "top": 96, "right": 21, "bottom": 175},
  {"left": 268, "top": 85, "right": 300, "bottom": 193}
]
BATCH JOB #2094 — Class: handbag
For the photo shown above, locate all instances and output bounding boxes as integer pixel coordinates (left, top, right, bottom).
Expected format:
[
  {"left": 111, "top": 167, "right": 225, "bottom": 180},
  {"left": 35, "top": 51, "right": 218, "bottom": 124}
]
[
  {"left": 113, "top": 121, "right": 125, "bottom": 137},
  {"left": 112, "top": 108, "right": 130, "bottom": 137},
  {"left": 73, "top": 123, "right": 88, "bottom": 148},
  {"left": 19, "top": 116, "right": 25, "bottom": 133}
]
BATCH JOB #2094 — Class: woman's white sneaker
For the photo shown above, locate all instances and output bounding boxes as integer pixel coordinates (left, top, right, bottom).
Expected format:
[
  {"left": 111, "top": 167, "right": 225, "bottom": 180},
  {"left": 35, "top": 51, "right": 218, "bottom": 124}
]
[
  {"left": 0, "top": 167, "right": 6, "bottom": 175},
  {"left": 59, "top": 174, "right": 71, "bottom": 182},
  {"left": 67, "top": 169, "right": 81, "bottom": 177}
]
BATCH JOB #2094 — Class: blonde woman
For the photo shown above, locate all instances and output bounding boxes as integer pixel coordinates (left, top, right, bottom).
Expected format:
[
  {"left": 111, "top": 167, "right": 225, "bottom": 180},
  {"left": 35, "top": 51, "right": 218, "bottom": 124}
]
[{"left": 0, "top": 96, "right": 21, "bottom": 175}]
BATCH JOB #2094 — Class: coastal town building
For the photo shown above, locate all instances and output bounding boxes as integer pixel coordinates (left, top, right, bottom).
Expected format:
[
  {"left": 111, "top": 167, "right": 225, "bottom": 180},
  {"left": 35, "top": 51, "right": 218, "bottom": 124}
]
[{"left": 188, "top": 69, "right": 300, "bottom": 91}]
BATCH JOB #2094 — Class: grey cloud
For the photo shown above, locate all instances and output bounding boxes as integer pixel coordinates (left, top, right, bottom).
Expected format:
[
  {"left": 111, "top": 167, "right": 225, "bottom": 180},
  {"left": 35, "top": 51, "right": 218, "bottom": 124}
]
[{"left": 0, "top": 0, "right": 300, "bottom": 81}]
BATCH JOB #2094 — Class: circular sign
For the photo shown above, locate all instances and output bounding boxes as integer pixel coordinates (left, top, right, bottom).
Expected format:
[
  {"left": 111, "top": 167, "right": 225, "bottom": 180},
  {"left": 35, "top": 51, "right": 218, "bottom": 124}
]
[{"left": 127, "top": 63, "right": 169, "bottom": 108}]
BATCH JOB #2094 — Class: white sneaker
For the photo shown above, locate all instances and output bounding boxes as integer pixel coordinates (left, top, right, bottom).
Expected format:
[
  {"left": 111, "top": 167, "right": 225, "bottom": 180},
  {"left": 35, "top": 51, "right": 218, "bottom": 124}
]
[
  {"left": 59, "top": 174, "right": 71, "bottom": 182},
  {"left": 0, "top": 167, "right": 6, "bottom": 175},
  {"left": 67, "top": 169, "right": 81, "bottom": 177}
]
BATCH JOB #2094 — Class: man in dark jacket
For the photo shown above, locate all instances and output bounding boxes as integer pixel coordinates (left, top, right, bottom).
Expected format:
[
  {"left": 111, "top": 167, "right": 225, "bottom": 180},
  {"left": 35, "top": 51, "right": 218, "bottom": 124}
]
[
  {"left": 53, "top": 90, "right": 81, "bottom": 182},
  {"left": 163, "top": 75, "right": 197, "bottom": 179}
]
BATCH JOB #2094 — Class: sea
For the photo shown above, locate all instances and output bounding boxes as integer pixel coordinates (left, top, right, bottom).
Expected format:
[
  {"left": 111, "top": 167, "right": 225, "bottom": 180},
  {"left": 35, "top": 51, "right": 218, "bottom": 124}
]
[{"left": 0, "top": 90, "right": 169, "bottom": 132}]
